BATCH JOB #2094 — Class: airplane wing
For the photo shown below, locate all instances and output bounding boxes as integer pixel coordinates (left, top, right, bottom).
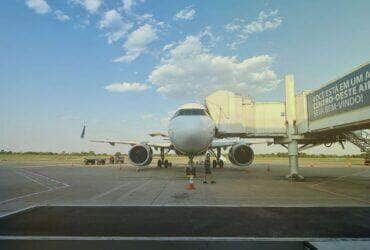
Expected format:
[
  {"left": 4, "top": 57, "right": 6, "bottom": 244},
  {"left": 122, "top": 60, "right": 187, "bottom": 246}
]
[
  {"left": 149, "top": 132, "right": 168, "bottom": 138},
  {"left": 211, "top": 138, "right": 272, "bottom": 148},
  {"left": 81, "top": 126, "right": 172, "bottom": 148},
  {"left": 89, "top": 140, "right": 172, "bottom": 148},
  {"left": 89, "top": 140, "right": 138, "bottom": 146}
]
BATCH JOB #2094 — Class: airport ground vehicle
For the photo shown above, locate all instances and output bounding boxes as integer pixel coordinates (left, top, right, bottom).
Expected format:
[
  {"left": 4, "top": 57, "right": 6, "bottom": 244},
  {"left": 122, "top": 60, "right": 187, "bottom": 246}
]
[
  {"left": 109, "top": 156, "right": 125, "bottom": 164},
  {"left": 365, "top": 154, "right": 370, "bottom": 165},
  {"left": 84, "top": 158, "right": 106, "bottom": 165}
]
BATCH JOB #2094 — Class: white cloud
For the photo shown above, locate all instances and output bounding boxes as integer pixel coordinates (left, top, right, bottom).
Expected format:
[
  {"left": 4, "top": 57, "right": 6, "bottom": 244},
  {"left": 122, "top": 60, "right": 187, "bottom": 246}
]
[
  {"left": 148, "top": 35, "right": 280, "bottom": 98},
  {"left": 141, "top": 113, "right": 155, "bottom": 120},
  {"left": 224, "top": 18, "right": 244, "bottom": 32},
  {"left": 140, "top": 111, "right": 174, "bottom": 127},
  {"left": 122, "top": 0, "right": 146, "bottom": 12},
  {"left": 140, "top": 13, "right": 153, "bottom": 20},
  {"left": 71, "top": 0, "right": 101, "bottom": 14},
  {"left": 77, "top": 18, "right": 90, "bottom": 28},
  {"left": 225, "top": 10, "right": 282, "bottom": 48},
  {"left": 174, "top": 5, "right": 196, "bottom": 21},
  {"left": 58, "top": 114, "right": 80, "bottom": 121},
  {"left": 244, "top": 10, "right": 282, "bottom": 34},
  {"left": 104, "top": 82, "right": 149, "bottom": 92},
  {"left": 162, "top": 43, "right": 175, "bottom": 51},
  {"left": 160, "top": 110, "right": 175, "bottom": 127},
  {"left": 99, "top": 10, "right": 122, "bottom": 29},
  {"left": 54, "top": 10, "right": 70, "bottom": 21},
  {"left": 26, "top": 0, "right": 51, "bottom": 14},
  {"left": 99, "top": 9, "right": 133, "bottom": 44},
  {"left": 114, "top": 24, "right": 158, "bottom": 63},
  {"left": 122, "top": 0, "right": 133, "bottom": 11},
  {"left": 122, "top": 0, "right": 134, "bottom": 12}
]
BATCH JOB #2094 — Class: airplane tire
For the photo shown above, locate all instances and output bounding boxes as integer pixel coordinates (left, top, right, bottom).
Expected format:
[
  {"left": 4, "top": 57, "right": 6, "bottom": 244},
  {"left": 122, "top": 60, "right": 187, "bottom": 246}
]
[
  {"left": 164, "top": 159, "right": 169, "bottom": 168},
  {"left": 212, "top": 160, "right": 217, "bottom": 168},
  {"left": 157, "top": 159, "right": 162, "bottom": 168},
  {"left": 219, "top": 160, "right": 224, "bottom": 168},
  {"left": 186, "top": 167, "right": 191, "bottom": 176}
]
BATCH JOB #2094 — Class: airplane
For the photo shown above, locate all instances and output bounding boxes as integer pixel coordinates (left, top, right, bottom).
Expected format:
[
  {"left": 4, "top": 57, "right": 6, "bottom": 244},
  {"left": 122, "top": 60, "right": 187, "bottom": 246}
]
[{"left": 81, "top": 103, "right": 261, "bottom": 176}]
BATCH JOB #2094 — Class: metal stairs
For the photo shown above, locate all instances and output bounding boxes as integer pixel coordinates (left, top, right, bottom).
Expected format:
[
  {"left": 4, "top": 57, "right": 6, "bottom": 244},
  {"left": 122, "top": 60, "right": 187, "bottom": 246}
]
[
  {"left": 343, "top": 130, "right": 370, "bottom": 153},
  {"left": 343, "top": 130, "right": 370, "bottom": 165}
]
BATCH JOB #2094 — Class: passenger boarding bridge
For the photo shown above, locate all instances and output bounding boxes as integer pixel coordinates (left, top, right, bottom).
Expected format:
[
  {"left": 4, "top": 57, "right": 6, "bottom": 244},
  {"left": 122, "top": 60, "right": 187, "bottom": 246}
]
[{"left": 205, "top": 62, "right": 370, "bottom": 179}]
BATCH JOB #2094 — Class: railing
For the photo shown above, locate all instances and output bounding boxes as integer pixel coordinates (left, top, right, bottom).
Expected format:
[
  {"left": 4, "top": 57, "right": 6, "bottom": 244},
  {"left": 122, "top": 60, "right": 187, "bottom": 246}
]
[
  {"left": 343, "top": 131, "right": 370, "bottom": 152},
  {"left": 362, "top": 130, "right": 370, "bottom": 139}
]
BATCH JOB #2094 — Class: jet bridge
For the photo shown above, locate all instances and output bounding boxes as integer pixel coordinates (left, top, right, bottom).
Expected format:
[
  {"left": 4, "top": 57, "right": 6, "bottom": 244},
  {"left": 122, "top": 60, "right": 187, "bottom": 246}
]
[{"left": 205, "top": 61, "right": 370, "bottom": 179}]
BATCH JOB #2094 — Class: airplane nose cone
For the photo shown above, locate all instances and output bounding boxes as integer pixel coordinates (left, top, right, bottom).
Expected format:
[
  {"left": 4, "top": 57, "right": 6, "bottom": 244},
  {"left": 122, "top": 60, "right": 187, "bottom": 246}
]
[{"left": 169, "top": 116, "right": 215, "bottom": 154}]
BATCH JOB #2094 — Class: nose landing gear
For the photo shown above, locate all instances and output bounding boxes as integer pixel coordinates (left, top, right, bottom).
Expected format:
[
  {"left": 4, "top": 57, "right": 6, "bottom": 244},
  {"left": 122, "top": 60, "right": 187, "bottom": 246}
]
[
  {"left": 212, "top": 159, "right": 224, "bottom": 168},
  {"left": 186, "top": 156, "right": 196, "bottom": 177},
  {"left": 157, "top": 148, "right": 172, "bottom": 168},
  {"left": 157, "top": 159, "right": 172, "bottom": 168}
]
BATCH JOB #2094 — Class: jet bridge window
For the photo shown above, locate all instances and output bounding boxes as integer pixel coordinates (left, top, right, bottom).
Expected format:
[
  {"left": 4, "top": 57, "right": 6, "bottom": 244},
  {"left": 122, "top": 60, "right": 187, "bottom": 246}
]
[{"left": 172, "top": 109, "right": 207, "bottom": 119}]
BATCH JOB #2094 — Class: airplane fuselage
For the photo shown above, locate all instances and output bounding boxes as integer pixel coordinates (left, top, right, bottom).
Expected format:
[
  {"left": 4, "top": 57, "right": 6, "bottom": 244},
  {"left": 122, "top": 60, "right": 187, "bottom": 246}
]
[{"left": 168, "top": 104, "right": 215, "bottom": 156}]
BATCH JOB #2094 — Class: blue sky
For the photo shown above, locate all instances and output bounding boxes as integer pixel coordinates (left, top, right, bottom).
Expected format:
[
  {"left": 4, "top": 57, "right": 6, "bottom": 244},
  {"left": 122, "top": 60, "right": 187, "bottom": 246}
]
[{"left": 1, "top": 0, "right": 369, "bottom": 154}]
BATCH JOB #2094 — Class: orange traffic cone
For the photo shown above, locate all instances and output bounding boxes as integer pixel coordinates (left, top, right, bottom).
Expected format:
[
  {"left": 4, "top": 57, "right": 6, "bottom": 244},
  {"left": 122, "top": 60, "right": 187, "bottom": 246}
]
[
  {"left": 310, "top": 162, "right": 314, "bottom": 167},
  {"left": 186, "top": 176, "right": 195, "bottom": 190}
]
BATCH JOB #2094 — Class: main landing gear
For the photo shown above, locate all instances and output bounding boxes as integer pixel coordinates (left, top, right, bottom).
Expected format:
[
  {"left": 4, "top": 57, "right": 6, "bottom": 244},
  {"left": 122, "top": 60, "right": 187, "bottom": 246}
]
[
  {"left": 212, "top": 147, "right": 224, "bottom": 168},
  {"left": 186, "top": 156, "right": 196, "bottom": 177},
  {"left": 157, "top": 148, "right": 172, "bottom": 168}
]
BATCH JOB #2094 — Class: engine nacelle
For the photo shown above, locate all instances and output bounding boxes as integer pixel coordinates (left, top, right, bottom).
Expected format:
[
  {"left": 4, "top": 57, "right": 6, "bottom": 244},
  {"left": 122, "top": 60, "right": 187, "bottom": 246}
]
[
  {"left": 228, "top": 144, "right": 254, "bottom": 166},
  {"left": 128, "top": 144, "right": 153, "bottom": 166}
]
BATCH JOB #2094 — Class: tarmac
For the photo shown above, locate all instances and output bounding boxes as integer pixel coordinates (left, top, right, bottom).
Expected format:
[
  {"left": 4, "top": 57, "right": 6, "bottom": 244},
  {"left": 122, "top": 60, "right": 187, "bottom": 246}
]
[
  {"left": 0, "top": 162, "right": 369, "bottom": 216},
  {"left": 0, "top": 162, "right": 369, "bottom": 249}
]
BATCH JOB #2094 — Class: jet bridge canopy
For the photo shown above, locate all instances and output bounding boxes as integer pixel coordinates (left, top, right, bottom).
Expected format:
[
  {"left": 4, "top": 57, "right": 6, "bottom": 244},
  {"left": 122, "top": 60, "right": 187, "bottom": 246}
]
[
  {"left": 205, "top": 61, "right": 370, "bottom": 138},
  {"left": 205, "top": 91, "right": 286, "bottom": 138},
  {"left": 205, "top": 61, "right": 370, "bottom": 179}
]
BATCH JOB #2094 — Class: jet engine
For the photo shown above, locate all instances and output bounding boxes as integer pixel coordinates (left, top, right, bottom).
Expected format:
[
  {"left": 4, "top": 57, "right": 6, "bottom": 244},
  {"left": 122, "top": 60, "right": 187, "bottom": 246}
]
[
  {"left": 228, "top": 144, "right": 254, "bottom": 166},
  {"left": 128, "top": 144, "right": 153, "bottom": 166}
]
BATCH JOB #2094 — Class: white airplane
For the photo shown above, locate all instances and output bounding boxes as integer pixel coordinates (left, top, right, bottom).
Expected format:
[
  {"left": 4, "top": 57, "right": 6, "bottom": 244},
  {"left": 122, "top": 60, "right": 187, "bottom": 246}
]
[{"left": 81, "top": 103, "right": 259, "bottom": 175}]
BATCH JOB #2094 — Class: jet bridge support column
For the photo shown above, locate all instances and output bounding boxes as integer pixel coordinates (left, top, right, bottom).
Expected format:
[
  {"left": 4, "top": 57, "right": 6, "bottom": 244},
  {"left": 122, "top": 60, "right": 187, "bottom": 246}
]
[
  {"left": 288, "top": 140, "right": 299, "bottom": 177},
  {"left": 285, "top": 75, "right": 304, "bottom": 180}
]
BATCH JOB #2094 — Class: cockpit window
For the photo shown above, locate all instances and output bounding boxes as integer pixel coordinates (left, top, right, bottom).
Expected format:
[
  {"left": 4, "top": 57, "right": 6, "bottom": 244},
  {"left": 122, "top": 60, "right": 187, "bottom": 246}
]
[{"left": 172, "top": 109, "right": 207, "bottom": 119}]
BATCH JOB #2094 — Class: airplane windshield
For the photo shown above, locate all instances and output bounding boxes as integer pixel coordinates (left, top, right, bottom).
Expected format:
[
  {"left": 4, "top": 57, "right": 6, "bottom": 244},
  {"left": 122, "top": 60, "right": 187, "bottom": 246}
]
[{"left": 172, "top": 109, "right": 207, "bottom": 118}]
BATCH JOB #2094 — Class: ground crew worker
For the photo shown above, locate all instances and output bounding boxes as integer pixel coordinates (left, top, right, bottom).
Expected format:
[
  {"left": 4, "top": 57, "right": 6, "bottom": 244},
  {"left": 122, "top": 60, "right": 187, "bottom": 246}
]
[{"left": 203, "top": 153, "right": 215, "bottom": 184}]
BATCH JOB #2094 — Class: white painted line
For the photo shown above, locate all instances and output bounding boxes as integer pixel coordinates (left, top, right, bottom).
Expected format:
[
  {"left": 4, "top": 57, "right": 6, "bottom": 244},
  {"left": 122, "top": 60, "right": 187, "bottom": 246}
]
[
  {"left": 308, "top": 169, "right": 370, "bottom": 205},
  {"left": 118, "top": 180, "right": 153, "bottom": 201},
  {"left": 0, "top": 170, "right": 71, "bottom": 205},
  {"left": 309, "top": 185, "right": 370, "bottom": 205},
  {"left": 20, "top": 169, "right": 70, "bottom": 187},
  {"left": 13, "top": 170, "right": 52, "bottom": 190},
  {"left": 0, "top": 185, "right": 70, "bottom": 205},
  {"left": 0, "top": 236, "right": 368, "bottom": 241},
  {"left": 0, "top": 205, "right": 38, "bottom": 219},
  {"left": 33, "top": 204, "right": 367, "bottom": 208},
  {"left": 91, "top": 182, "right": 132, "bottom": 200},
  {"left": 0, "top": 187, "right": 51, "bottom": 205},
  {"left": 311, "top": 169, "right": 370, "bottom": 187},
  {"left": 150, "top": 180, "right": 173, "bottom": 205}
]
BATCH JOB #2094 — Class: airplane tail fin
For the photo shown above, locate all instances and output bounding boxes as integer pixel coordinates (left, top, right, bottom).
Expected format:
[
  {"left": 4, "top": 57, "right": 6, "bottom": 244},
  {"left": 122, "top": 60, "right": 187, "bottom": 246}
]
[{"left": 80, "top": 125, "right": 86, "bottom": 139}]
